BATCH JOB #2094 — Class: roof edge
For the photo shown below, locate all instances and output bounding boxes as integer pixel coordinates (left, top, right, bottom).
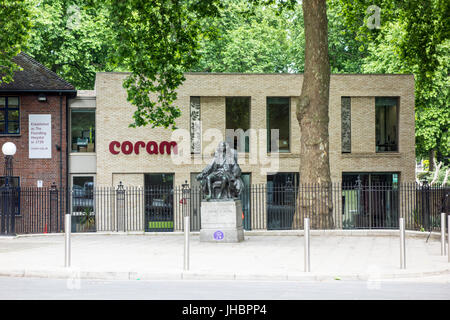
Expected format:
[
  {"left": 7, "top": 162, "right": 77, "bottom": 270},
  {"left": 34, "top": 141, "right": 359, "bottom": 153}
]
[{"left": 18, "top": 52, "right": 76, "bottom": 89}]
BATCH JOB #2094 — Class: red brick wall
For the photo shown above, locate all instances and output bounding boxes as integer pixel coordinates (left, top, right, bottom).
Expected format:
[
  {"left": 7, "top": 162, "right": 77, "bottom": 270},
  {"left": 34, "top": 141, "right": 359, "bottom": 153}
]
[{"left": 0, "top": 94, "right": 68, "bottom": 188}]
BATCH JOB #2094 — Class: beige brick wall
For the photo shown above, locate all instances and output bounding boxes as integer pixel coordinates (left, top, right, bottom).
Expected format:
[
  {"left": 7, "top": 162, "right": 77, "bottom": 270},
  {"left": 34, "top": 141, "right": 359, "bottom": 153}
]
[{"left": 95, "top": 73, "right": 415, "bottom": 188}]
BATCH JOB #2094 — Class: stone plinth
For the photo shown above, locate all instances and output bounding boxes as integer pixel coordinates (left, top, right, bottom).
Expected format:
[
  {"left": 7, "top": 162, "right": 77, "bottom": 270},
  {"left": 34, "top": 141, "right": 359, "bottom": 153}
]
[{"left": 200, "top": 200, "right": 244, "bottom": 243}]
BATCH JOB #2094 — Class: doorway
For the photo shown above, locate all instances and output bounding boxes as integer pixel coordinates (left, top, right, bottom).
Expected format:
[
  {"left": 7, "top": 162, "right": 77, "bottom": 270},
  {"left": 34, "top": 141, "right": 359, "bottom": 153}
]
[{"left": 144, "top": 173, "right": 174, "bottom": 232}]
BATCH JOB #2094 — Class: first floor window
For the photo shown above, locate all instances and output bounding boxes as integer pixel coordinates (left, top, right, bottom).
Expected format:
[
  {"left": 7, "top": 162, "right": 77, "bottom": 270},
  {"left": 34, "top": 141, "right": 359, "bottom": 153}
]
[
  {"left": 226, "top": 97, "right": 250, "bottom": 152},
  {"left": 71, "top": 109, "right": 95, "bottom": 152},
  {"left": 376, "top": 97, "right": 398, "bottom": 152},
  {"left": 267, "top": 97, "right": 290, "bottom": 152},
  {"left": 0, "top": 97, "right": 20, "bottom": 134}
]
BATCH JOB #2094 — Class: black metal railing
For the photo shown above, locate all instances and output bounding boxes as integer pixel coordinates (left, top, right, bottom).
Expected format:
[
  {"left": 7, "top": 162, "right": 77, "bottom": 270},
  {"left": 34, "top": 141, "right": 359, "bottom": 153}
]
[{"left": 1, "top": 182, "right": 448, "bottom": 234}]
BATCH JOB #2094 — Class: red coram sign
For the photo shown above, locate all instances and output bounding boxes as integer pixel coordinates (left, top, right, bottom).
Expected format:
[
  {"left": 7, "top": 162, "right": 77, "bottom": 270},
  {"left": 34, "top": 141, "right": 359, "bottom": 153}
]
[{"left": 109, "top": 141, "right": 178, "bottom": 155}]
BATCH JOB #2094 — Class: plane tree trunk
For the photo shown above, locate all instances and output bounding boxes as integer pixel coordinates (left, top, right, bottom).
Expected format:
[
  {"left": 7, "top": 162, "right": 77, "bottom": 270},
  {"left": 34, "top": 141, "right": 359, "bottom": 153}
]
[{"left": 292, "top": 0, "right": 333, "bottom": 229}]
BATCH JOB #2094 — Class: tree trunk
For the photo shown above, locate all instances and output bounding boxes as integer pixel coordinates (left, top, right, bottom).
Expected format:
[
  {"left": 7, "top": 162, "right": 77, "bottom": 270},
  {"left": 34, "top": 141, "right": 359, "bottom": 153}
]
[
  {"left": 292, "top": 0, "right": 333, "bottom": 229},
  {"left": 429, "top": 148, "right": 435, "bottom": 171}
]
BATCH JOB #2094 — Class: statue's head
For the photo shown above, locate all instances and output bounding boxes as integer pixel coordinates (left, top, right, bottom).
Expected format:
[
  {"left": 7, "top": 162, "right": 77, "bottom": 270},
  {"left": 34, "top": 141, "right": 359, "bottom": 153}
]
[{"left": 220, "top": 141, "right": 227, "bottom": 153}]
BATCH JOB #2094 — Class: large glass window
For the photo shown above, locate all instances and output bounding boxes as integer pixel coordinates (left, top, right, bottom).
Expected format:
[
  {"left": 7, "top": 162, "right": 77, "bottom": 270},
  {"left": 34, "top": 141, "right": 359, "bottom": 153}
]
[
  {"left": 342, "top": 172, "right": 399, "bottom": 229},
  {"left": 0, "top": 176, "right": 20, "bottom": 187},
  {"left": 0, "top": 97, "right": 20, "bottom": 134},
  {"left": 226, "top": 97, "right": 250, "bottom": 152},
  {"left": 71, "top": 109, "right": 95, "bottom": 152},
  {"left": 267, "top": 97, "right": 290, "bottom": 152},
  {"left": 376, "top": 97, "right": 398, "bottom": 152},
  {"left": 71, "top": 176, "right": 94, "bottom": 214},
  {"left": 267, "top": 172, "right": 299, "bottom": 230}
]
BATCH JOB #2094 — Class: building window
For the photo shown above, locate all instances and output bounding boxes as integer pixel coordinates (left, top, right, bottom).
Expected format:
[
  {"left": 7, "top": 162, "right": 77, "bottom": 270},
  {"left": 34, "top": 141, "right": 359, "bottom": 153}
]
[
  {"left": 0, "top": 97, "right": 20, "bottom": 134},
  {"left": 341, "top": 97, "right": 351, "bottom": 153},
  {"left": 190, "top": 97, "right": 201, "bottom": 154},
  {"left": 376, "top": 97, "right": 398, "bottom": 152},
  {"left": 71, "top": 109, "right": 95, "bottom": 152},
  {"left": 71, "top": 176, "right": 94, "bottom": 214},
  {"left": 267, "top": 97, "right": 290, "bottom": 153},
  {"left": 226, "top": 97, "right": 250, "bottom": 152},
  {"left": 0, "top": 176, "right": 20, "bottom": 187}
]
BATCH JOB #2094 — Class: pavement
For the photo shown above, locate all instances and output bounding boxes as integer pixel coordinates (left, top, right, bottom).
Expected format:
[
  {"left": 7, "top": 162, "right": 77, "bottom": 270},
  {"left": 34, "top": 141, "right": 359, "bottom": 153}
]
[{"left": 0, "top": 231, "right": 448, "bottom": 282}]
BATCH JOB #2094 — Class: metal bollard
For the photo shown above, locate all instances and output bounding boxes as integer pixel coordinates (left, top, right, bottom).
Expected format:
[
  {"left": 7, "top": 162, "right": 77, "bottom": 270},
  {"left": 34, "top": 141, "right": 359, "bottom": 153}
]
[
  {"left": 304, "top": 218, "right": 310, "bottom": 272},
  {"left": 65, "top": 213, "right": 71, "bottom": 268},
  {"left": 184, "top": 215, "right": 190, "bottom": 271},
  {"left": 441, "top": 213, "right": 446, "bottom": 256},
  {"left": 400, "top": 217, "right": 406, "bottom": 269}
]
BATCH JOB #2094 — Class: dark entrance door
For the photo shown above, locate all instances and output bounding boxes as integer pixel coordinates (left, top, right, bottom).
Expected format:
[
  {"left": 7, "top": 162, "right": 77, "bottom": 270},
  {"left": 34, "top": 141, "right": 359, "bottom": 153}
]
[
  {"left": 144, "top": 173, "right": 174, "bottom": 232},
  {"left": 267, "top": 172, "right": 299, "bottom": 230}
]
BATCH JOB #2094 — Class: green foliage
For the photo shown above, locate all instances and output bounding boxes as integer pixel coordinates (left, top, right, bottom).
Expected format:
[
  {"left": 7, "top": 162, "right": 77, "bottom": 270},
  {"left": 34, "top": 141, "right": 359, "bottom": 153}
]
[
  {"left": 25, "top": 0, "right": 119, "bottom": 90},
  {"left": 0, "top": 0, "right": 33, "bottom": 83},
  {"left": 192, "top": 0, "right": 368, "bottom": 74},
  {"left": 191, "top": 0, "right": 296, "bottom": 73},
  {"left": 106, "top": 0, "right": 221, "bottom": 129}
]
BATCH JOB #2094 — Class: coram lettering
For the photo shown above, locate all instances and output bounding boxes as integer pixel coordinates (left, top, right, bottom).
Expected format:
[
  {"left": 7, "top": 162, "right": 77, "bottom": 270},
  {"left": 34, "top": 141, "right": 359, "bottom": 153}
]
[{"left": 109, "top": 141, "right": 178, "bottom": 155}]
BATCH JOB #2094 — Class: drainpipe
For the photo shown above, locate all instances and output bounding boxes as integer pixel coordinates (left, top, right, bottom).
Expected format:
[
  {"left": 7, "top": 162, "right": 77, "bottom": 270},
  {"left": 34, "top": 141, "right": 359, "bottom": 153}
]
[{"left": 66, "top": 95, "right": 70, "bottom": 214}]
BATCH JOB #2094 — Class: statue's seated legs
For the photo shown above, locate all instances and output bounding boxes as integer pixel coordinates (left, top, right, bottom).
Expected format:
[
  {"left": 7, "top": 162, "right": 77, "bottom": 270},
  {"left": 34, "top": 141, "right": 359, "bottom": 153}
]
[{"left": 206, "top": 173, "right": 230, "bottom": 199}]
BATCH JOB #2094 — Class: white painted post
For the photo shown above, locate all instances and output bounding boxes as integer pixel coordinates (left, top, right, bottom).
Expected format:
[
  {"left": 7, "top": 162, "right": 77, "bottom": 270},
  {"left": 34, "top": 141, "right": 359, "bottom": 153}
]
[
  {"left": 441, "top": 213, "right": 446, "bottom": 256},
  {"left": 65, "top": 213, "right": 71, "bottom": 268},
  {"left": 304, "top": 218, "right": 310, "bottom": 272},
  {"left": 448, "top": 215, "right": 450, "bottom": 263},
  {"left": 184, "top": 215, "right": 190, "bottom": 271},
  {"left": 400, "top": 217, "right": 406, "bottom": 269}
]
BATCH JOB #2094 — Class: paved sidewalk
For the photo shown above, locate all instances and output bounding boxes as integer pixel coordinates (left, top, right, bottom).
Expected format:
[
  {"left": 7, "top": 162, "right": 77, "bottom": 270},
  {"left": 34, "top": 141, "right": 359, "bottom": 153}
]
[{"left": 0, "top": 233, "right": 448, "bottom": 281}]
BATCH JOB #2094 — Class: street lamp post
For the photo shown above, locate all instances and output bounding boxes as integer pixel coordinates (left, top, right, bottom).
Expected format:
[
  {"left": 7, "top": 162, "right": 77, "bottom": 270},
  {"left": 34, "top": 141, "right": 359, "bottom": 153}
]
[{"left": 1, "top": 142, "right": 17, "bottom": 236}]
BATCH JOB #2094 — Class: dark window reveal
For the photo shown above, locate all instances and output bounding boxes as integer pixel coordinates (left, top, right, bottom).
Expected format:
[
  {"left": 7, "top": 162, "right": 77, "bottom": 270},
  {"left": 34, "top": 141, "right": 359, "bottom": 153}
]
[
  {"left": 226, "top": 97, "right": 250, "bottom": 152},
  {"left": 71, "top": 109, "right": 95, "bottom": 152},
  {"left": 0, "top": 176, "right": 20, "bottom": 187},
  {"left": 376, "top": 97, "right": 398, "bottom": 152},
  {"left": 0, "top": 97, "right": 20, "bottom": 134},
  {"left": 72, "top": 176, "right": 94, "bottom": 213},
  {"left": 267, "top": 97, "right": 290, "bottom": 152}
]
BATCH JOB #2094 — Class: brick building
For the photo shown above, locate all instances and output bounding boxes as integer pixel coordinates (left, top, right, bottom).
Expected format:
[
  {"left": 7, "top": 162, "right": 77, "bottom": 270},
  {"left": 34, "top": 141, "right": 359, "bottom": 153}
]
[
  {"left": 0, "top": 53, "right": 76, "bottom": 190},
  {"left": 68, "top": 72, "right": 415, "bottom": 231}
]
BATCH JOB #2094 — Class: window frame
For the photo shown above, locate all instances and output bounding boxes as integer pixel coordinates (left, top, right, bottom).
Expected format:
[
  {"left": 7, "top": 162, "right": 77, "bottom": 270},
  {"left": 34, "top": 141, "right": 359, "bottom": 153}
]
[
  {"left": 70, "top": 108, "right": 96, "bottom": 153},
  {"left": 375, "top": 97, "right": 400, "bottom": 153},
  {"left": 266, "top": 96, "right": 291, "bottom": 153},
  {"left": 225, "top": 96, "right": 251, "bottom": 153},
  {"left": 0, "top": 96, "right": 20, "bottom": 135},
  {"left": 70, "top": 174, "right": 96, "bottom": 216}
]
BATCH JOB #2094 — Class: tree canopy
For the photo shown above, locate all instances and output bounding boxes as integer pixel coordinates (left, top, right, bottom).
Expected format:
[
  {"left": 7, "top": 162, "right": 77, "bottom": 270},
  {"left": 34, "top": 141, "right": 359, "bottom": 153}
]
[
  {"left": 4, "top": 0, "right": 448, "bottom": 163},
  {"left": 0, "top": 0, "right": 33, "bottom": 84}
]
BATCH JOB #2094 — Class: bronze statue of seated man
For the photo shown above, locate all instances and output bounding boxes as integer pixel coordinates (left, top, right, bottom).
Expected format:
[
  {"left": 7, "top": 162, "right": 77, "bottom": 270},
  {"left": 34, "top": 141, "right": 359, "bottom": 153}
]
[{"left": 196, "top": 142, "right": 243, "bottom": 200}]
